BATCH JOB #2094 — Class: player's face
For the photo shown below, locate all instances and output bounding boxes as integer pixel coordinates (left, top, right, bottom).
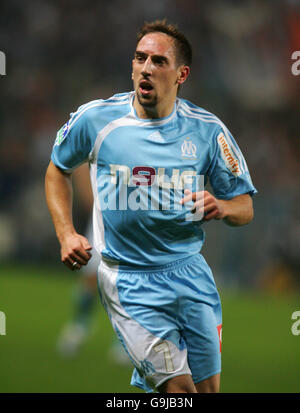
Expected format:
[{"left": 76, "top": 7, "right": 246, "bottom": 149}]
[{"left": 132, "top": 32, "right": 189, "bottom": 117}]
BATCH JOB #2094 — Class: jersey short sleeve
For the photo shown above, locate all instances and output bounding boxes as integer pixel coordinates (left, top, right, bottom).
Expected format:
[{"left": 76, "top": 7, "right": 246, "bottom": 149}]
[
  {"left": 51, "top": 106, "right": 94, "bottom": 173},
  {"left": 208, "top": 126, "right": 257, "bottom": 200}
]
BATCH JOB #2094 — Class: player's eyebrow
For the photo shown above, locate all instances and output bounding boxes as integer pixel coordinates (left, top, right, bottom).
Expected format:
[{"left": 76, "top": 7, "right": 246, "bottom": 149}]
[{"left": 135, "top": 51, "right": 169, "bottom": 64}]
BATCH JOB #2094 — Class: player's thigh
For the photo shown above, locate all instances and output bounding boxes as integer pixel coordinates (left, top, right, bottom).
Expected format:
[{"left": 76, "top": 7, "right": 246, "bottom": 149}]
[
  {"left": 113, "top": 309, "right": 191, "bottom": 391},
  {"left": 195, "top": 373, "right": 220, "bottom": 393},
  {"left": 97, "top": 261, "right": 192, "bottom": 391},
  {"left": 158, "top": 374, "right": 197, "bottom": 393},
  {"left": 183, "top": 300, "right": 222, "bottom": 385}
]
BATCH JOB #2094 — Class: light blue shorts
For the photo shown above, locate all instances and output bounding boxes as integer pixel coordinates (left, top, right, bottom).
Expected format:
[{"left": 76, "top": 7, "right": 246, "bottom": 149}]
[{"left": 97, "top": 254, "right": 222, "bottom": 392}]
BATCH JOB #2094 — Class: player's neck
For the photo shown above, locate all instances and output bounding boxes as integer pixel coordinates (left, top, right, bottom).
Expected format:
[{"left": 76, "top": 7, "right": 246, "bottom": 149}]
[{"left": 133, "top": 96, "right": 176, "bottom": 120}]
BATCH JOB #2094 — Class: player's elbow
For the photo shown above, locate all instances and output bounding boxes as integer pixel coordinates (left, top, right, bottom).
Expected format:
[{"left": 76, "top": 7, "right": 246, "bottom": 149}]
[
  {"left": 244, "top": 195, "right": 254, "bottom": 225},
  {"left": 242, "top": 204, "right": 254, "bottom": 226},
  {"left": 225, "top": 195, "right": 254, "bottom": 227},
  {"left": 225, "top": 210, "right": 253, "bottom": 226}
]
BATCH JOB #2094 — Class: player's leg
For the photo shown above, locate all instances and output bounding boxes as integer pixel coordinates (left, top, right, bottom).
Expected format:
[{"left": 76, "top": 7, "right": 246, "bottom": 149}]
[
  {"left": 158, "top": 374, "right": 197, "bottom": 393},
  {"left": 97, "top": 260, "right": 193, "bottom": 393},
  {"left": 56, "top": 272, "right": 98, "bottom": 357},
  {"left": 195, "top": 373, "right": 220, "bottom": 393},
  {"left": 182, "top": 300, "right": 222, "bottom": 392},
  {"left": 179, "top": 255, "right": 222, "bottom": 392},
  {"left": 72, "top": 273, "right": 98, "bottom": 327},
  {"left": 58, "top": 261, "right": 129, "bottom": 364}
]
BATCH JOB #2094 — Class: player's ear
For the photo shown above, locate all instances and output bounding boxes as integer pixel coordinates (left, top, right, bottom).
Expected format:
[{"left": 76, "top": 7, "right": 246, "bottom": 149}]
[{"left": 177, "top": 65, "right": 190, "bottom": 85}]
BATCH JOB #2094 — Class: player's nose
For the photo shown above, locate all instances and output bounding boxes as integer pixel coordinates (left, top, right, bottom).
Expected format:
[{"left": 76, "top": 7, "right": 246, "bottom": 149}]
[{"left": 141, "top": 56, "right": 153, "bottom": 75}]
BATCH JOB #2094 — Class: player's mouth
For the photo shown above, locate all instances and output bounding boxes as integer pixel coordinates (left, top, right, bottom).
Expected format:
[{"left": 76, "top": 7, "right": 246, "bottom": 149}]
[{"left": 139, "top": 80, "right": 154, "bottom": 96}]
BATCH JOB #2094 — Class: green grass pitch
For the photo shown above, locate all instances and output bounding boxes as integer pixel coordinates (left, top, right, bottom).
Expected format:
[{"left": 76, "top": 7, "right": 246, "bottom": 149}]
[{"left": 0, "top": 263, "right": 299, "bottom": 393}]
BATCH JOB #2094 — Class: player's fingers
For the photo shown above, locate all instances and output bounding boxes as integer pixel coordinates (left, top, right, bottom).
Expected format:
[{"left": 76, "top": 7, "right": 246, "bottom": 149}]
[
  {"left": 62, "top": 257, "right": 82, "bottom": 271},
  {"left": 74, "top": 241, "right": 92, "bottom": 261},
  {"left": 180, "top": 189, "right": 193, "bottom": 205},
  {"left": 203, "top": 209, "right": 219, "bottom": 221},
  {"left": 190, "top": 193, "right": 211, "bottom": 213},
  {"left": 181, "top": 190, "right": 202, "bottom": 205},
  {"left": 203, "top": 197, "right": 224, "bottom": 219},
  {"left": 191, "top": 198, "right": 217, "bottom": 216},
  {"left": 181, "top": 190, "right": 207, "bottom": 206},
  {"left": 78, "top": 237, "right": 93, "bottom": 261},
  {"left": 191, "top": 198, "right": 205, "bottom": 211},
  {"left": 77, "top": 249, "right": 91, "bottom": 263},
  {"left": 61, "top": 248, "right": 88, "bottom": 267},
  {"left": 81, "top": 237, "right": 92, "bottom": 252},
  {"left": 195, "top": 191, "right": 206, "bottom": 201},
  {"left": 203, "top": 199, "right": 218, "bottom": 212},
  {"left": 71, "top": 249, "right": 90, "bottom": 265},
  {"left": 61, "top": 236, "right": 93, "bottom": 271}
]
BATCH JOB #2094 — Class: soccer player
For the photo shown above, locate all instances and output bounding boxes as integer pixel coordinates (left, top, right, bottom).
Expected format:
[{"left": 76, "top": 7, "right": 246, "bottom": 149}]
[{"left": 45, "top": 20, "right": 257, "bottom": 393}]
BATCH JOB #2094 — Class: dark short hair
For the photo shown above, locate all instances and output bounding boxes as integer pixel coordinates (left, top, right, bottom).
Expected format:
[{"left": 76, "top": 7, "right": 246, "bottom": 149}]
[{"left": 136, "top": 19, "right": 192, "bottom": 67}]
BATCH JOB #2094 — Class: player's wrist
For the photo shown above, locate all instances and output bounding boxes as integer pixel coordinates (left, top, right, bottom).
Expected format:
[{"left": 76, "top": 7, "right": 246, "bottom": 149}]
[
  {"left": 57, "top": 227, "right": 77, "bottom": 244},
  {"left": 216, "top": 199, "right": 228, "bottom": 220}
]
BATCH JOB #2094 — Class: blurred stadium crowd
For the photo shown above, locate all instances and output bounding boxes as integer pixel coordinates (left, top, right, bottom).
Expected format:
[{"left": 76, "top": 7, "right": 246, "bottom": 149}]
[{"left": 0, "top": 0, "right": 299, "bottom": 290}]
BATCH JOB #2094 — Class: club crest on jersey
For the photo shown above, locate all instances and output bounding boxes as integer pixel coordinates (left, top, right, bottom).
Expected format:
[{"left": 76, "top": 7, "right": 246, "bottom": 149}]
[
  {"left": 54, "top": 120, "right": 70, "bottom": 146},
  {"left": 181, "top": 137, "right": 197, "bottom": 159}
]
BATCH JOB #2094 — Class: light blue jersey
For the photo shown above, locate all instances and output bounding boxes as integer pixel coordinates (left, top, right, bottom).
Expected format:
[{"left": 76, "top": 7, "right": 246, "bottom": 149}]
[{"left": 51, "top": 91, "right": 256, "bottom": 267}]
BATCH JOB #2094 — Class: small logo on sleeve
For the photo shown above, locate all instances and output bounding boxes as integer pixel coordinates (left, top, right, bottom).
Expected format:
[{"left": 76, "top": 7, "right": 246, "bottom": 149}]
[
  {"left": 55, "top": 120, "right": 70, "bottom": 146},
  {"left": 217, "top": 133, "right": 241, "bottom": 176}
]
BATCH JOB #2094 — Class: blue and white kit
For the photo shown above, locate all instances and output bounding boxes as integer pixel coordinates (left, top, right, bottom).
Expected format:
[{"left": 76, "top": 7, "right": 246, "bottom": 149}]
[
  {"left": 81, "top": 217, "right": 100, "bottom": 276},
  {"left": 51, "top": 91, "right": 257, "bottom": 391}
]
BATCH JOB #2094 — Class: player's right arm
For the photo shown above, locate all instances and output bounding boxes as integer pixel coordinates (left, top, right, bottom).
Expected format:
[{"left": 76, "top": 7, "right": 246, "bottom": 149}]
[{"left": 45, "top": 161, "right": 92, "bottom": 271}]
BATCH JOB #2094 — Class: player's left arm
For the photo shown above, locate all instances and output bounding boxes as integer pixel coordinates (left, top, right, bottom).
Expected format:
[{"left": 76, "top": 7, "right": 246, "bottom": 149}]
[{"left": 180, "top": 189, "right": 253, "bottom": 226}]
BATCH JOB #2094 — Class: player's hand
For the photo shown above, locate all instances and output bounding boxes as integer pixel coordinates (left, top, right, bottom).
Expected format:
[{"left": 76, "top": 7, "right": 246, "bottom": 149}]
[
  {"left": 60, "top": 233, "right": 92, "bottom": 271},
  {"left": 180, "top": 189, "right": 226, "bottom": 221}
]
